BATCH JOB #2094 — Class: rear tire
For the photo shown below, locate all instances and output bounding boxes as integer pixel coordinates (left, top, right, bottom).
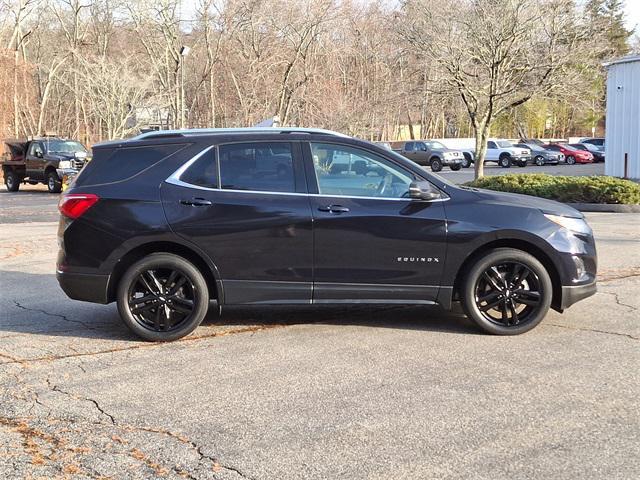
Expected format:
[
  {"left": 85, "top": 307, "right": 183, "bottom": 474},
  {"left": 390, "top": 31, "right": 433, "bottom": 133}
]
[
  {"left": 116, "top": 253, "right": 210, "bottom": 342},
  {"left": 461, "top": 248, "right": 552, "bottom": 335},
  {"left": 430, "top": 158, "right": 443, "bottom": 172},
  {"left": 47, "top": 171, "right": 62, "bottom": 193},
  {"left": 4, "top": 170, "right": 20, "bottom": 192}
]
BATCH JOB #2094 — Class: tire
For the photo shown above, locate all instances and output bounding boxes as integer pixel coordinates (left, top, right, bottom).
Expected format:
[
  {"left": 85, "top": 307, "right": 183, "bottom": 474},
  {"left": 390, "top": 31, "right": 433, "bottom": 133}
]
[
  {"left": 566, "top": 155, "right": 576, "bottom": 165},
  {"left": 116, "top": 253, "right": 210, "bottom": 342},
  {"left": 430, "top": 158, "right": 443, "bottom": 172},
  {"left": 499, "top": 155, "right": 511, "bottom": 168},
  {"left": 46, "top": 171, "right": 62, "bottom": 193},
  {"left": 4, "top": 170, "right": 20, "bottom": 192},
  {"left": 534, "top": 156, "right": 545, "bottom": 166},
  {"left": 516, "top": 160, "right": 527, "bottom": 167},
  {"left": 450, "top": 164, "right": 462, "bottom": 171},
  {"left": 461, "top": 154, "right": 472, "bottom": 168},
  {"left": 461, "top": 248, "right": 552, "bottom": 335}
]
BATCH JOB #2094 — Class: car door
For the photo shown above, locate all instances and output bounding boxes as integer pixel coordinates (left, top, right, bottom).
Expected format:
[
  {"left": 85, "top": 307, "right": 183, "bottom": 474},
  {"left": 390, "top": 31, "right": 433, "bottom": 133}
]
[
  {"left": 486, "top": 141, "right": 498, "bottom": 161},
  {"left": 401, "top": 142, "right": 417, "bottom": 162},
  {"left": 161, "top": 140, "right": 314, "bottom": 305},
  {"left": 304, "top": 141, "right": 447, "bottom": 303},
  {"left": 26, "top": 142, "right": 45, "bottom": 179},
  {"left": 415, "top": 141, "right": 430, "bottom": 165}
]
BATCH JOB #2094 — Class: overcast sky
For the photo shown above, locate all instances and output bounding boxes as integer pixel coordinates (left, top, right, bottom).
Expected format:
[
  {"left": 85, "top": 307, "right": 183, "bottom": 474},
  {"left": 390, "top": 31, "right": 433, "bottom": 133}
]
[{"left": 625, "top": 0, "right": 640, "bottom": 32}]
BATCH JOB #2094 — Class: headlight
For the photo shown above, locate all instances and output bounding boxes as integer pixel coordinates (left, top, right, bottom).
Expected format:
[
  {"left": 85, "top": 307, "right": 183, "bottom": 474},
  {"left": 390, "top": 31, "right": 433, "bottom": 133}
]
[
  {"left": 544, "top": 214, "right": 592, "bottom": 234},
  {"left": 443, "top": 152, "right": 454, "bottom": 159},
  {"left": 58, "top": 160, "right": 72, "bottom": 169}
]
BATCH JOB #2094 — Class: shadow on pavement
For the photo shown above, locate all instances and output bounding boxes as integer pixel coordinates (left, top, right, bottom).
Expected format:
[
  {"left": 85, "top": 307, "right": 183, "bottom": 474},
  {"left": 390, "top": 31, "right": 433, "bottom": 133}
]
[{"left": 0, "top": 269, "right": 480, "bottom": 343}]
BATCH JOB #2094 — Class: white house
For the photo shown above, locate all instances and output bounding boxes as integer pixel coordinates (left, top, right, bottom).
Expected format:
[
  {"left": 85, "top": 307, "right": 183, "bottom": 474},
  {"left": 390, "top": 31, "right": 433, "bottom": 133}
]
[{"left": 604, "top": 55, "right": 640, "bottom": 180}]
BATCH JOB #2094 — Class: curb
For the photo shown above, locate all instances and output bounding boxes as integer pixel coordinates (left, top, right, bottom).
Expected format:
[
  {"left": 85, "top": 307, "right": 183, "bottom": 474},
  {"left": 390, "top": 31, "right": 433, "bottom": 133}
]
[{"left": 567, "top": 203, "right": 640, "bottom": 213}]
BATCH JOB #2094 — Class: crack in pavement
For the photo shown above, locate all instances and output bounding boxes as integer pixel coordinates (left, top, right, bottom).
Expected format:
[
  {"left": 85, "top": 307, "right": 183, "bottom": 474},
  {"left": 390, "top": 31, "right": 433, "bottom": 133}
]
[
  {"left": 546, "top": 323, "right": 639, "bottom": 340},
  {"left": 0, "top": 323, "right": 286, "bottom": 366},
  {"left": 598, "top": 291, "right": 638, "bottom": 311},
  {"left": 12, "top": 300, "right": 101, "bottom": 331}
]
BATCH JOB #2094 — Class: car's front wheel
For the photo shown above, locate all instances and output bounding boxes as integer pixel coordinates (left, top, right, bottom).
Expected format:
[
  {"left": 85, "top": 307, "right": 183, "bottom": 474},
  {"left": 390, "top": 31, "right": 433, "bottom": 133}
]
[
  {"left": 117, "top": 253, "right": 210, "bottom": 341},
  {"left": 47, "top": 171, "right": 62, "bottom": 193},
  {"left": 534, "top": 156, "right": 545, "bottom": 166},
  {"left": 499, "top": 155, "right": 511, "bottom": 168},
  {"left": 430, "top": 158, "right": 443, "bottom": 172},
  {"left": 461, "top": 248, "right": 552, "bottom": 335},
  {"left": 450, "top": 164, "right": 462, "bottom": 171}
]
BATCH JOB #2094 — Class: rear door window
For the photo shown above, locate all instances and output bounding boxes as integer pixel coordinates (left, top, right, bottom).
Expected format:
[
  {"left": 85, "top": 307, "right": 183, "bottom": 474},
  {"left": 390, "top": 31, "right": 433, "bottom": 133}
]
[
  {"left": 76, "top": 144, "right": 185, "bottom": 186},
  {"left": 218, "top": 142, "right": 295, "bottom": 193}
]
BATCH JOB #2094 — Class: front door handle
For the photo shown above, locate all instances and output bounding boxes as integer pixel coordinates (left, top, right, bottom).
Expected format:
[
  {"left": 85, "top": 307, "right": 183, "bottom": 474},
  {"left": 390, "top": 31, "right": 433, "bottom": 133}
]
[
  {"left": 180, "top": 198, "right": 212, "bottom": 207},
  {"left": 318, "top": 205, "right": 349, "bottom": 214}
]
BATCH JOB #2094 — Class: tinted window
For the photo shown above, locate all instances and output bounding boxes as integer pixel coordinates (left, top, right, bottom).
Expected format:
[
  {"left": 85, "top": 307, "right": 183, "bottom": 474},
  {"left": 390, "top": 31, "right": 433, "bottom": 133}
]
[
  {"left": 546, "top": 145, "right": 560, "bottom": 151},
  {"left": 180, "top": 149, "right": 218, "bottom": 188},
  {"left": 310, "top": 143, "right": 414, "bottom": 199},
  {"left": 405, "top": 142, "right": 415, "bottom": 151},
  {"left": 487, "top": 141, "right": 497, "bottom": 149},
  {"left": 219, "top": 142, "right": 295, "bottom": 193},
  {"left": 29, "top": 142, "right": 43, "bottom": 156},
  {"left": 75, "top": 144, "right": 184, "bottom": 186}
]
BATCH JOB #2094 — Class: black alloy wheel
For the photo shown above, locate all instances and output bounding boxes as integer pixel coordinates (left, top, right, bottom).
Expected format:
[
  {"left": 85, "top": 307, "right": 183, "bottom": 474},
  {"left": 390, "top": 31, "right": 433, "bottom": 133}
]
[
  {"left": 461, "top": 248, "right": 552, "bottom": 335},
  {"left": 117, "top": 253, "right": 209, "bottom": 341},
  {"left": 534, "top": 156, "right": 545, "bottom": 166}
]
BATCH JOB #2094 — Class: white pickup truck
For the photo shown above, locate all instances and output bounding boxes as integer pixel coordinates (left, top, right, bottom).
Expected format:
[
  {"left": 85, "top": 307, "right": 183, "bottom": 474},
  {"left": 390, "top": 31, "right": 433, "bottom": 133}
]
[{"left": 486, "top": 139, "right": 531, "bottom": 168}]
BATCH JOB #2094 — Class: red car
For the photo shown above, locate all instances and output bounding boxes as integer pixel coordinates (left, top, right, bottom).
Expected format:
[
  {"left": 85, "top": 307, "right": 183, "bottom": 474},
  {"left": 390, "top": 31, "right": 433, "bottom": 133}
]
[{"left": 543, "top": 143, "right": 593, "bottom": 165}]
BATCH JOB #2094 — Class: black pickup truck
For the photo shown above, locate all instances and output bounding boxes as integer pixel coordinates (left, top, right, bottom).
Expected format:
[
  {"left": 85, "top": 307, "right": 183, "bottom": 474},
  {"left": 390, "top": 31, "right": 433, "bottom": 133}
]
[{"left": 2, "top": 138, "right": 90, "bottom": 193}]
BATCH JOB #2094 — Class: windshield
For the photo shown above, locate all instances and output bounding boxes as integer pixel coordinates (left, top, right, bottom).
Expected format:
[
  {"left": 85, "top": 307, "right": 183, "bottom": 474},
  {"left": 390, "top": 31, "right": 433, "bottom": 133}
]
[
  {"left": 45, "top": 140, "right": 87, "bottom": 154},
  {"left": 497, "top": 141, "right": 513, "bottom": 148},
  {"left": 428, "top": 141, "right": 447, "bottom": 149}
]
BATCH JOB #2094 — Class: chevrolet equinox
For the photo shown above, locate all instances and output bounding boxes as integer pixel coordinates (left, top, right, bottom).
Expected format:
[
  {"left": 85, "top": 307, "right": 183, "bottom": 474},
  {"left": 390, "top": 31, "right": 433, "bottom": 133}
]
[{"left": 57, "top": 128, "right": 597, "bottom": 341}]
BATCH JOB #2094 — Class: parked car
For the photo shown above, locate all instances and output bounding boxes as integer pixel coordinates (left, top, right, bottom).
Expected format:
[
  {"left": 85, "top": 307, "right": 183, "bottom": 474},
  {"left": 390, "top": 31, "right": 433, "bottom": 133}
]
[
  {"left": 579, "top": 137, "right": 605, "bottom": 147},
  {"left": 543, "top": 143, "right": 593, "bottom": 164},
  {"left": 2, "top": 137, "right": 90, "bottom": 193},
  {"left": 390, "top": 140, "right": 463, "bottom": 172},
  {"left": 514, "top": 143, "right": 562, "bottom": 166},
  {"left": 486, "top": 139, "right": 530, "bottom": 167},
  {"left": 57, "top": 127, "right": 597, "bottom": 341},
  {"left": 569, "top": 143, "right": 605, "bottom": 163}
]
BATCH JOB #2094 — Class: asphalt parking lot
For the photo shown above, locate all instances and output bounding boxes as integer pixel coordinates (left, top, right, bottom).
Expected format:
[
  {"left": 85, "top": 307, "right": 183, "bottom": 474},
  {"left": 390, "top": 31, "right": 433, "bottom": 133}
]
[{"left": 1, "top": 163, "right": 639, "bottom": 479}]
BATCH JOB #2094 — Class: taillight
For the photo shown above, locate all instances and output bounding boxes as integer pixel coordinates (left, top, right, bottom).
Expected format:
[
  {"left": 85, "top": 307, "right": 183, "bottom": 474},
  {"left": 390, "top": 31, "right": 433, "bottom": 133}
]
[{"left": 58, "top": 193, "right": 99, "bottom": 219}]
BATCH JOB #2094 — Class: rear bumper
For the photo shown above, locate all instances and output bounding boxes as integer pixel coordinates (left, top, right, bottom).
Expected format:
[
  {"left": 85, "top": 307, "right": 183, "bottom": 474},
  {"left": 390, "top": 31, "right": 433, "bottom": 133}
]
[
  {"left": 56, "top": 269, "right": 110, "bottom": 304},
  {"left": 559, "top": 281, "right": 597, "bottom": 310}
]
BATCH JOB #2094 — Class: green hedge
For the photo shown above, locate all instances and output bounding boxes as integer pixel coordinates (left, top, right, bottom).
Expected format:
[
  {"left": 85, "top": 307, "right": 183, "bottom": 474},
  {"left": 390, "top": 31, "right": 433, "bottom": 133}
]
[{"left": 465, "top": 174, "right": 640, "bottom": 204}]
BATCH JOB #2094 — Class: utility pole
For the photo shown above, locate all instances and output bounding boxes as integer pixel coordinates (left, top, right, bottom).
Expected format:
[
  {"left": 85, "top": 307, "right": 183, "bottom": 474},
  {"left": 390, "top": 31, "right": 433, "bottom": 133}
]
[{"left": 179, "top": 46, "right": 191, "bottom": 129}]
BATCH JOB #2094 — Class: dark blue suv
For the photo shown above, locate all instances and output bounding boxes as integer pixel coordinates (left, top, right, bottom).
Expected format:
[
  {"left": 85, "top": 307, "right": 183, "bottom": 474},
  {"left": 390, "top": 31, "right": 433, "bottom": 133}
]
[{"left": 57, "top": 128, "right": 597, "bottom": 341}]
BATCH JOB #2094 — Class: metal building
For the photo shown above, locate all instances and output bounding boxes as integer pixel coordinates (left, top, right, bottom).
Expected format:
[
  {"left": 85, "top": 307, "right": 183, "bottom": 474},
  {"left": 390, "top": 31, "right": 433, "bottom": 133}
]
[{"left": 604, "top": 55, "right": 640, "bottom": 180}]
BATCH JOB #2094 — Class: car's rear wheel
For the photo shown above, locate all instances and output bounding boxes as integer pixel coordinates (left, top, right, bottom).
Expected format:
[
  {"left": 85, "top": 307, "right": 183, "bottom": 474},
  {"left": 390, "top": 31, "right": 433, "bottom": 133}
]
[
  {"left": 430, "top": 158, "right": 443, "bottom": 172},
  {"left": 566, "top": 155, "right": 576, "bottom": 165},
  {"left": 534, "top": 156, "right": 545, "bottom": 166},
  {"left": 461, "top": 248, "right": 552, "bottom": 335},
  {"left": 499, "top": 155, "right": 511, "bottom": 168},
  {"left": 117, "top": 253, "right": 209, "bottom": 341},
  {"left": 47, "top": 171, "right": 62, "bottom": 193},
  {"left": 4, "top": 170, "right": 20, "bottom": 192}
]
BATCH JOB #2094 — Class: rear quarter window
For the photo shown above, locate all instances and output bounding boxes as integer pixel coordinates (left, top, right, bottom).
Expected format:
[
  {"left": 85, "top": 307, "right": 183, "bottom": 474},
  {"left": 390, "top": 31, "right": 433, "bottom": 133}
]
[{"left": 75, "top": 144, "right": 185, "bottom": 186}]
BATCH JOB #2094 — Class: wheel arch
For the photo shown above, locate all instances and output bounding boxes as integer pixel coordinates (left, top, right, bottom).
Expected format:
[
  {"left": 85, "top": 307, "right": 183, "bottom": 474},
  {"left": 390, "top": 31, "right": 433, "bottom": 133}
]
[
  {"left": 106, "top": 241, "right": 221, "bottom": 304},
  {"left": 451, "top": 238, "right": 562, "bottom": 311}
]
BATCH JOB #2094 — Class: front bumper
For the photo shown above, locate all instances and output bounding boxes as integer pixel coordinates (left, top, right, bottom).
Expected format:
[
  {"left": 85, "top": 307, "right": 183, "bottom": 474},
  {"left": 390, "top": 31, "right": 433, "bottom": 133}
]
[
  {"left": 559, "top": 281, "right": 597, "bottom": 310},
  {"left": 56, "top": 168, "right": 80, "bottom": 179},
  {"left": 57, "top": 269, "right": 110, "bottom": 304},
  {"left": 442, "top": 157, "right": 463, "bottom": 166}
]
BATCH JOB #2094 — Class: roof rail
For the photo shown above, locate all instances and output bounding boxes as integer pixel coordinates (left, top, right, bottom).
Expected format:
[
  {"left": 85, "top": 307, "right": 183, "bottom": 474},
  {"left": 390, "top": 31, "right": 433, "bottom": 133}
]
[{"left": 134, "top": 127, "right": 349, "bottom": 141}]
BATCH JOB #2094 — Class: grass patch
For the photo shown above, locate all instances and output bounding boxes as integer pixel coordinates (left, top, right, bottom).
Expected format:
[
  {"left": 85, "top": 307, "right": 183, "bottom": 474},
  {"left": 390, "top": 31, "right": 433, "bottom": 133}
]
[{"left": 465, "top": 174, "right": 640, "bottom": 204}]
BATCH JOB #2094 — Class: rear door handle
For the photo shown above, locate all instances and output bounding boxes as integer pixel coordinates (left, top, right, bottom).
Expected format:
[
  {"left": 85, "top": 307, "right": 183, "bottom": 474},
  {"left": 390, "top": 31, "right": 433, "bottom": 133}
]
[
  {"left": 318, "top": 205, "right": 349, "bottom": 214},
  {"left": 180, "top": 198, "right": 212, "bottom": 207}
]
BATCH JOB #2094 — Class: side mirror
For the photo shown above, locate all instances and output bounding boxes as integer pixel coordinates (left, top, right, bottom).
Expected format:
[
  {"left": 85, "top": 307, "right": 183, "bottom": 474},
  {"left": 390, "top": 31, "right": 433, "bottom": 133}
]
[{"left": 409, "top": 180, "right": 441, "bottom": 201}]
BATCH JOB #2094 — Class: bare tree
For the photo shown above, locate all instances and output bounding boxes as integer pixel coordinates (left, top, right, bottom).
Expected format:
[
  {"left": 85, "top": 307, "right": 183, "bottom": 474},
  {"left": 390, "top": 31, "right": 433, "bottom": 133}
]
[{"left": 400, "top": 0, "right": 588, "bottom": 178}]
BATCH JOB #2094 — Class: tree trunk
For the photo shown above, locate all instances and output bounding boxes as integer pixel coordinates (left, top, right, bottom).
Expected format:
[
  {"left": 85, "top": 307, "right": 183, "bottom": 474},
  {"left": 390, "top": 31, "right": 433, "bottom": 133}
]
[{"left": 473, "top": 123, "right": 490, "bottom": 179}]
